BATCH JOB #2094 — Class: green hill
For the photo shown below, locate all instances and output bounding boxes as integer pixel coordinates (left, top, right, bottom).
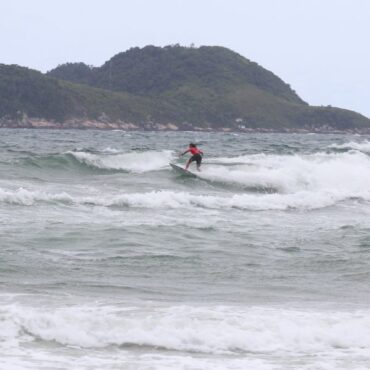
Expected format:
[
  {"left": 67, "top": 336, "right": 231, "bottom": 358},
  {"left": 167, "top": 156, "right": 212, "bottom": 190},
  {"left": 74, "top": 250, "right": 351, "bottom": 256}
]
[
  {"left": 0, "top": 64, "right": 157, "bottom": 123},
  {"left": 1, "top": 45, "right": 369, "bottom": 131},
  {"left": 49, "top": 45, "right": 305, "bottom": 104}
]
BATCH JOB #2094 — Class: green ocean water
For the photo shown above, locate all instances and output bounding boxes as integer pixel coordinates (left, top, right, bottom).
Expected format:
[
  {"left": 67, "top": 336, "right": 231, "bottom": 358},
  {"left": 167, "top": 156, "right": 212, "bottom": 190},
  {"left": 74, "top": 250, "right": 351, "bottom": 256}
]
[{"left": 1, "top": 129, "right": 370, "bottom": 370}]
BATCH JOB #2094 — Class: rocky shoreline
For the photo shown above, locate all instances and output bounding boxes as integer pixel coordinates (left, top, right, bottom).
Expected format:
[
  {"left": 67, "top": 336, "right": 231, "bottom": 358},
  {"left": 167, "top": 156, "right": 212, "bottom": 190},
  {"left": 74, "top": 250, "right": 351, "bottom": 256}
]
[{"left": 1, "top": 117, "right": 370, "bottom": 134}]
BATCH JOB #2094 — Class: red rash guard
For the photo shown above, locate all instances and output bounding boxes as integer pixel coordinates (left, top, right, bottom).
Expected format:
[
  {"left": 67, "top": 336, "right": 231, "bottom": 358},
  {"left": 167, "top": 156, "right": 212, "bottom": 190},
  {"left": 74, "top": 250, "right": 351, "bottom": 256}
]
[{"left": 189, "top": 147, "right": 201, "bottom": 155}]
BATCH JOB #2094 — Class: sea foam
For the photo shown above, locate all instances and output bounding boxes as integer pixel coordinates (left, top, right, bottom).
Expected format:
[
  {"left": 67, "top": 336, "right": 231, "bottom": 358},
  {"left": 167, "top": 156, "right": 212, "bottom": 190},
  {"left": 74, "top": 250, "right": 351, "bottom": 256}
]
[
  {"left": 0, "top": 187, "right": 361, "bottom": 210},
  {"left": 3, "top": 304, "right": 370, "bottom": 356},
  {"left": 201, "top": 151, "right": 370, "bottom": 194},
  {"left": 329, "top": 140, "right": 370, "bottom": 153}
]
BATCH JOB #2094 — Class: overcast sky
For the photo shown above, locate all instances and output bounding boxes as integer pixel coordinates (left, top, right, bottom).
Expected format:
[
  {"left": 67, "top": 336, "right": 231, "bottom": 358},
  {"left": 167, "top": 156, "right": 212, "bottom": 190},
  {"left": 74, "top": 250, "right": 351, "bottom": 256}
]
[{"left": 1, "top": 0, "right": 369, "bottom": 116}]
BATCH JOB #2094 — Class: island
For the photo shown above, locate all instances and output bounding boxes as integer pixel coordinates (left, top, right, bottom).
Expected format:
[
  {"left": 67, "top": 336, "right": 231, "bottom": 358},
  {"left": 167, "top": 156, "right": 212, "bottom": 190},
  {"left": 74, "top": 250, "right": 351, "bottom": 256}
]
[{"left": 1, "top": 45, "right": 369, "bottom": 133}]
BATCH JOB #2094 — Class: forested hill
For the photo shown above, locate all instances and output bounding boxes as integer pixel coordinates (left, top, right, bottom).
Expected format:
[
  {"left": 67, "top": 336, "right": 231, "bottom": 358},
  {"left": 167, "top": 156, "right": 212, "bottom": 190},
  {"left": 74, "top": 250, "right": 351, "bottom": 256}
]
[
  {"left": 48, "top": 45, "right": 305, "bottom": 105},
  {"left": 1, "top": 45, "right": 370, "bottom": 131}
]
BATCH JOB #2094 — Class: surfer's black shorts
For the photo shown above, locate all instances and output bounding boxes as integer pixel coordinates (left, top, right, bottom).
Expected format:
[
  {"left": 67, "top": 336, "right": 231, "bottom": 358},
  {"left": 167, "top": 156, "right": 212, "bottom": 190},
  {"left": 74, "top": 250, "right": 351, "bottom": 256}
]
[{"left": 190, "top": 153, "right": 202, "bottom": 166}]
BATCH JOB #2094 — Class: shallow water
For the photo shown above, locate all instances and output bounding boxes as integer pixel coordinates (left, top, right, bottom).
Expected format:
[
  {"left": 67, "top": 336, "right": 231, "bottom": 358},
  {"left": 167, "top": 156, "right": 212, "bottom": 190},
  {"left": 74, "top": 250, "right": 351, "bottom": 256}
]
[{"left": 1, "top": 129, "right": 370, "bottom": 369}]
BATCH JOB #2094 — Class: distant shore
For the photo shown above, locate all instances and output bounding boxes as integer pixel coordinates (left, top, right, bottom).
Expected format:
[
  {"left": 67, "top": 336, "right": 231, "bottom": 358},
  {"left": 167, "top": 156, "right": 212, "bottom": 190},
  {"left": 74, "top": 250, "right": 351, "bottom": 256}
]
[{"left": 1, "top": 117, "right": 369, "bottom": 134}]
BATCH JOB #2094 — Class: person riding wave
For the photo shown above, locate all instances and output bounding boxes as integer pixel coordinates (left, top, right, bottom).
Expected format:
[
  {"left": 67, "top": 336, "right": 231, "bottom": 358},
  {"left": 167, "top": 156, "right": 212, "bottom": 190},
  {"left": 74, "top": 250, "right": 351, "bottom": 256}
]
[{"left": 181, "top": 143, "right": 203, "bottom": 171}]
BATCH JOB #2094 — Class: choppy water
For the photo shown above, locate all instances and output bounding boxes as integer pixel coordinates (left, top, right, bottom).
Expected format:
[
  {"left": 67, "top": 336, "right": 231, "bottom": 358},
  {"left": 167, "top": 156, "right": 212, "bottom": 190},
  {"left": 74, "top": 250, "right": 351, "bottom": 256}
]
[{"left": 1, "top": 129, "right": 370, "bottom": 370}]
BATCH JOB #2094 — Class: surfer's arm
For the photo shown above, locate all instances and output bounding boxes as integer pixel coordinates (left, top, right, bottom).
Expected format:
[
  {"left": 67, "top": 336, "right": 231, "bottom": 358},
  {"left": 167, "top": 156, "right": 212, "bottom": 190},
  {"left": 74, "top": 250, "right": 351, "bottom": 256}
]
[{"left": 181, "top": 149, "right": 190, "bottom": 156}]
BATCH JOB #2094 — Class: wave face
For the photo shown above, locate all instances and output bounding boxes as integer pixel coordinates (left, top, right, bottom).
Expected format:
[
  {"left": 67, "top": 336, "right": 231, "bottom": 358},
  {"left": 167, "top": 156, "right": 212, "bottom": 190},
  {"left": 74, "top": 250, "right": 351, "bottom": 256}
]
[
  {"left": 68, "top": 149, "right": 174, "bottom": 172},
  {"left": 2, "top": 131, "right": 370, "bottom": 369},
  {"left": 3, "top": 150, "right": 370, "bottom": 211},
  {"left": 7, "top": 149, "right": 175, "bottom": 176}
]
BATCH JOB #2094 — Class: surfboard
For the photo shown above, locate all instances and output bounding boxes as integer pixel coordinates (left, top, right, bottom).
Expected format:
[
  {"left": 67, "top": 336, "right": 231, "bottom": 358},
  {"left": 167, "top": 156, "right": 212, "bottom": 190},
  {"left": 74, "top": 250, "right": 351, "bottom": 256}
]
[{"left": 170, "top": 163, "right": 197, "bottom": 177}]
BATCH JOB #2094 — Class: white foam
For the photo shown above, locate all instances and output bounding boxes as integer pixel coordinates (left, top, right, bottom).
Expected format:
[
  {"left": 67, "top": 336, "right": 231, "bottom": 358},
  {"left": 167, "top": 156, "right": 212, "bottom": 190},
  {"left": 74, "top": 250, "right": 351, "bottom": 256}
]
[
  {"left": 2, "top": 304, "right": 370, "bottom": 356},
  {"left": 203, "top": 151, "right": 370, "bottom": 195},
  {"left": 92, "top": 190, "right": 361, "bottom": 211},
  {"left": 1, "top": 302, "right": 370, "bottom": 370},
  {"left": 69, "top": 150, "right": 174, "bottom": 173},
  {"left": 329, "top": 140, "right": 370, "bottom": 153},
  {"left": 0, "top": 187, "right": 369, "bottom": 211},
  {"left": 0, "top": 187, "right": 73, "bottom": 206},
  {"left": 101, "top": 147, "right": 121, "bottom": 153}
]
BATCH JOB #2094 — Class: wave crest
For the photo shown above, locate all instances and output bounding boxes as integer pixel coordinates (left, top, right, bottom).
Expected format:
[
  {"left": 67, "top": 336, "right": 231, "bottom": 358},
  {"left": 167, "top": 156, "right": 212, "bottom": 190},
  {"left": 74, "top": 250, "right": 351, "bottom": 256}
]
[
  {"left": 1, "top": 187, "right": 367, "bottom": 211},
  {"left": 199, "top": 151, "right": 370, "bottom": 194},
  {"left": 329, "top": 140, "right": 370, "bottom": 153},
  {"left": 3, "top": 305, "right": 370, "bottom": 355},
  {"left": 69, "top": 150, "right": 174, "bottom": 173}
]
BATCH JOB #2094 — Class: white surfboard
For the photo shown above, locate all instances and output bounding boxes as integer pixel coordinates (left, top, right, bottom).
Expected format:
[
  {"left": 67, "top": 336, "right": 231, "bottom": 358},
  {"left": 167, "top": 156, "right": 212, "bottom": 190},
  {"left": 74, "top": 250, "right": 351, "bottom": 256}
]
[{"left": 170, "top": 163, "right": 197, "bottom": 177}]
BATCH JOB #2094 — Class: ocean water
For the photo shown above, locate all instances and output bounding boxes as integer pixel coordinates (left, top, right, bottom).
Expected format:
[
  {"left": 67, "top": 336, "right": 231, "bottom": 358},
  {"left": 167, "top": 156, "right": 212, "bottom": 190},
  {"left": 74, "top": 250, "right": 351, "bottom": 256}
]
[{"left": 1, "top": 129, "right": 370, "bottom": 370}]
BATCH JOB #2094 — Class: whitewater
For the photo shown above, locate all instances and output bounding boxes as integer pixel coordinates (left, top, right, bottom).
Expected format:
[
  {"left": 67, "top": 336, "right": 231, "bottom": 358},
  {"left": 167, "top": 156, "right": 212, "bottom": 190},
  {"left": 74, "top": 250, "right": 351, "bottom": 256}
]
[{"left": 1, "top": 129, "right": 370, "bottom": 370}]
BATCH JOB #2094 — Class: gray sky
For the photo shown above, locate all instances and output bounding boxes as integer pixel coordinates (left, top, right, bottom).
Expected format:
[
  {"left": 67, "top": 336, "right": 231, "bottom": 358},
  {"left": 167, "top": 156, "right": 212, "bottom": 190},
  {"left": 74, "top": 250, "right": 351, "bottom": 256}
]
[{"left": 1, "top": 0, "right": 369, "bottom": 117}]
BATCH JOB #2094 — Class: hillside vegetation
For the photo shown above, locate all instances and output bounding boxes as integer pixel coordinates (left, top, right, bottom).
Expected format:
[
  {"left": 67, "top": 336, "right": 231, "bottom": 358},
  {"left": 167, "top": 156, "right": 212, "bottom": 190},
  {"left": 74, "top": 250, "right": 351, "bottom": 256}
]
[
  {"left": 1, "top": 45, "right": 369, "bottom": 131},
  {"left": 0, "top": 64, "right": 156, "bottom": 122},
  {"left": 49, "top": 46, "right": 305, "bottom": 103}
]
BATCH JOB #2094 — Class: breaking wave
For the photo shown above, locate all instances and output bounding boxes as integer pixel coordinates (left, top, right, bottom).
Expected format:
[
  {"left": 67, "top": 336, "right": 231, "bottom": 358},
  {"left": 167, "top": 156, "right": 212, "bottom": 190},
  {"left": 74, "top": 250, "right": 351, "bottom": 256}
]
[
  {"left": 1, "top": 187, "right": 369, "bottom": 211},
  {"left": 199, "top": 150, "right": 370, "bottom": 194},
  {"left": 69, "top": 150, "right": 174, "bottom": 173},
  {"left": 15, "top": 150, "right": 175, "bottom": 174},
  {"left": 328, "top": 140, "right": 370, "bottom": 153},
  {"left": 3, "top": 150, "right": 370, "bottom": 211},
  {"left": 2, "top": 304, "right": 370, "bottom": 355}
]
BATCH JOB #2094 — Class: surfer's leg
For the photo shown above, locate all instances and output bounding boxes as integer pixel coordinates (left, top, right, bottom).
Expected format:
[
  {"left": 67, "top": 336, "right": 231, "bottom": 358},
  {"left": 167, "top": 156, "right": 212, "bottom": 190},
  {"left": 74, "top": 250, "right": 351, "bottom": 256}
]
[
  {"left": 185, "top": 158, "right": 192, "bottom": 170},
  {"left": 196, "top": 155, "right": 202, "bottom": 171},
  {"left": 186, "top": 155, "right": 195, "bottom": 170}
]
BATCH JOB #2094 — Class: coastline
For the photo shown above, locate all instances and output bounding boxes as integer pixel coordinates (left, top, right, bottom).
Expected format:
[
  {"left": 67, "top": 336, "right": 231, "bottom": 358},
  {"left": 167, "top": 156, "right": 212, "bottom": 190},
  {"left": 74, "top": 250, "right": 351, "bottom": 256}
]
[{"left": 1, "top": 117, "right": 370, "bottom": 134}]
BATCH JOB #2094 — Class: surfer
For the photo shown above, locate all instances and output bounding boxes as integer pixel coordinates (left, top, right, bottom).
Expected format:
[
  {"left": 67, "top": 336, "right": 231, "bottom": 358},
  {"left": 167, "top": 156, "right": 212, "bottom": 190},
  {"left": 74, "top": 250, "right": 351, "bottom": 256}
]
[{"left": 181, "top": 143, "right": 203, "bottom": 171}]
